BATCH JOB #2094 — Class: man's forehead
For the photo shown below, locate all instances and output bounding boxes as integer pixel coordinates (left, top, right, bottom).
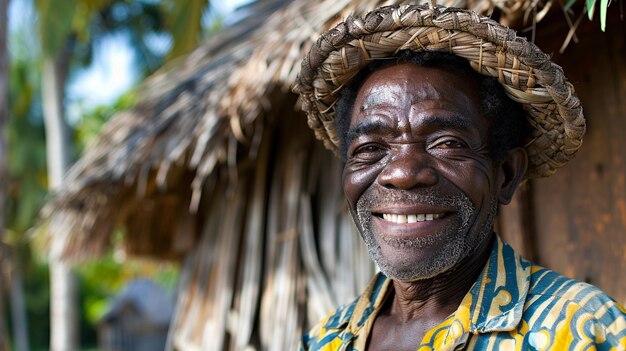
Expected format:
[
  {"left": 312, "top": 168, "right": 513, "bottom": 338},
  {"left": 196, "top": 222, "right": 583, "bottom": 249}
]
[
  {"left": 348, "top": 63, "right": 490, "bottom": 138},
  {"left": 359, "top": 82, "right": 443, "bottom": 111},
  {"left": 356, "top": 64, "right": 471, "bottom": 112}
]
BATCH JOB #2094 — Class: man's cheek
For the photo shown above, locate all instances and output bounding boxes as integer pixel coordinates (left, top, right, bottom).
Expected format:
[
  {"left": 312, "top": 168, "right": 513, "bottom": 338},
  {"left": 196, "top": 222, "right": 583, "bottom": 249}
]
[
  {"left": 343, "top": 169, "right": 381, "bottom": 206},
  {"left": 343, "top": 173, "right": 363, "bottom": 208}
]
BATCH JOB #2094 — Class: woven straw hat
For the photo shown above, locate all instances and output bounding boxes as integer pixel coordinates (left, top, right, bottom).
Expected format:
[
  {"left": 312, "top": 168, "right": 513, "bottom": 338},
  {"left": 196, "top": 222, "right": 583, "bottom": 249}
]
[{"left": 293, "top": 4, "right": 585, "bottom": 179}]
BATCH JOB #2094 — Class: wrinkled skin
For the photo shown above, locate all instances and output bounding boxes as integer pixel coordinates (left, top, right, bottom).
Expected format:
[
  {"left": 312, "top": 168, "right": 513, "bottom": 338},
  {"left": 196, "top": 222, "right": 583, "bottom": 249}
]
[{"left": 341, "top": 63, "right": 527, "bottom": 350}]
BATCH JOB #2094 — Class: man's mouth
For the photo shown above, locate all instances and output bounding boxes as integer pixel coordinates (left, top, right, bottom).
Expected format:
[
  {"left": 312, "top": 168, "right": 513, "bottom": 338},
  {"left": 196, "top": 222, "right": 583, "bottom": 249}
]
[{"left": 376, "top": 213, "right": 445, "bottom": 224}]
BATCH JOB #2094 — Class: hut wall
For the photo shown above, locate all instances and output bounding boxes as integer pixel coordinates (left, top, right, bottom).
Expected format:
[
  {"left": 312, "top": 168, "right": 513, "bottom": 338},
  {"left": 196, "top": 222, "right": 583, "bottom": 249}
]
[
  {"left": 168, "top": 97, "right": 376, "bottom": 351},
  {"left": 501, "top": 14, "right": 626, "bottom": 305}
]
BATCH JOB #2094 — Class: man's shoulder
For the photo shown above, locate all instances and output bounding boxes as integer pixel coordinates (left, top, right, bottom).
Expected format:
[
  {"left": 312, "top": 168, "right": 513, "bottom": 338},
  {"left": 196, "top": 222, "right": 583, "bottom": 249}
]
[
  {"left": 299, "top": 273, "right": 390, "bottom": 350},
  {"left": 527, "top": 264, "right": 623, "bottom": 309},
  {"left": 322, "top": 298, "right": 359, "bottom": 330},
  {"left": 524, "top": 263, "right": 626, "bottom": 332},
  {"left": 299, "top": 298, "right": 358, "bottom": 350}
]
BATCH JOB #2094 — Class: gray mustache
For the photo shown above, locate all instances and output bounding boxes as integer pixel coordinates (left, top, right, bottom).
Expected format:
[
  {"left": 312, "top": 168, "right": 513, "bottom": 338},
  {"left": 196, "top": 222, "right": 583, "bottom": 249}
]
[{"left": 358, "top": 187, "right": 475, "bottom": 211}]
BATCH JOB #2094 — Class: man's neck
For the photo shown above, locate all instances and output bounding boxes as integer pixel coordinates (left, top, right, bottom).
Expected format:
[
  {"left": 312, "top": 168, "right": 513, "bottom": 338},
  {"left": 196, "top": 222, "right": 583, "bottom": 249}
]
[
  {"left": 365, "top": 234, "right": 495, "bottom": 351},
  {"left": 388, "top": 234, "right": 494, "bottom": 323}
]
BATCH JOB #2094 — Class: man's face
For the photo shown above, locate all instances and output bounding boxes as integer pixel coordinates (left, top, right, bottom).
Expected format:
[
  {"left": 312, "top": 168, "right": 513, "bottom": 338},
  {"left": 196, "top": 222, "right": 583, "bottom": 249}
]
[{"left": 342, "top": 63, "right": 502, "bottom": 282}]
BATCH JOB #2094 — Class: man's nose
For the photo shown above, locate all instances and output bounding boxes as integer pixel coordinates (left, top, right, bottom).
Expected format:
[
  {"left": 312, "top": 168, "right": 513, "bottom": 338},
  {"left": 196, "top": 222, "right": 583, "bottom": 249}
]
[{"left": 377, "top": 151, "right": 438, "bottom": 190}]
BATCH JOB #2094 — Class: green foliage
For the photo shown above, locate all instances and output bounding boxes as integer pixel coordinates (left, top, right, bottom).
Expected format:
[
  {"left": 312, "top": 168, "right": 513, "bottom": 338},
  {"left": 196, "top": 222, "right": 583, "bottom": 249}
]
[
  {"left": 81, "top": 0, "right": 168, "bottom": 74},
  {"left": 72, "top": 0, "right": 119, "bottom": 43},
  {"left": 36, "top": 0, "right": 79, "bottom": 57},
  {"left": 7, "top": 38, "right": 48, "bottom": 235},
  {"left": 36, "top": 0, "right": 169, "bottom": 76},
  {"left": 563, "top": 0, "right": 614, "bottom": 31},
  {"left": 36, "top": 0, "right": 134, "bottom": 58},
  {"left": 74, "top": 89, "right": 138, "bottom": 152},
  {"left": 162, "top": 0, "right": 212, "bottom": 61},
  {"left": 587, "top": 0, "right": 597, "bottom": 18},
  {"left": 7, "top": 0, "right": 217, "bottom": 349},
  {"left": 21, "top": 259, "right": 51, "bottom": 351},
  {"left": 599, "top": 0, "right": 609, "bottom": 30},
  {"left": 76, "top": 250, "right": 180, "bottom": 324}
]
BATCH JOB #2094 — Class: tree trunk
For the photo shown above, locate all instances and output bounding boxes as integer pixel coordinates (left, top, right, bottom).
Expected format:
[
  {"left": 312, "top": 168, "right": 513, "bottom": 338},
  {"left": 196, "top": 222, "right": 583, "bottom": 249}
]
[
  {"left": 10, "top": 261, "right": 29, "bottom": 351},
  {"left": 0, "top": 0, "right": 7, "bottom": 239},
  {"left": 0, "top": 278, "right": 9, "bottom": 351},
  {"left": 42, "top": 51, "right": 78, "bottom": 351},
  {"left": 0, "top": 0, "right": 10, "bottom": 349},
  {"left": 49, "top": 261, "right": 78, "bottom": 351}
]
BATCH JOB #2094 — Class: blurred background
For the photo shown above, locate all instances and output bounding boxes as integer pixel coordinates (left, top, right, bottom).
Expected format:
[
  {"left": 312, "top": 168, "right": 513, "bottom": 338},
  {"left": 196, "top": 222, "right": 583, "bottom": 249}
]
[
  {"left": 3, "top": 1, "right": 247, "bottom": 350},
  {"left": 1, "top": 0, "right": 625, "bottom": 350}
]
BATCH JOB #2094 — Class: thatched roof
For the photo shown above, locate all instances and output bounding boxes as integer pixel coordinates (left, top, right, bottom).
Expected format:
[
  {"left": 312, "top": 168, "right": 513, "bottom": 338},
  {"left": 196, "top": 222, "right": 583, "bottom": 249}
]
[{"left": 43, "top": 0, "right": 554, "bottom": 261}]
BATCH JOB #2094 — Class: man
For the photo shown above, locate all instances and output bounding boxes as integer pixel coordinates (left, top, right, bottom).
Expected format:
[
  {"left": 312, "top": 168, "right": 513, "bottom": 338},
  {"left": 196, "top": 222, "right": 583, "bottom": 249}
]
[{"left": 293, "top": 4, "right": 626, "bottom": 351}]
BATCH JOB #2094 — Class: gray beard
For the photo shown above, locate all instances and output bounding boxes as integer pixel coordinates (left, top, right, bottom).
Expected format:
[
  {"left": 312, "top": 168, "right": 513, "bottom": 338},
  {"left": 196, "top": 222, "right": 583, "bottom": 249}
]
[{"left": 355, "top": 188, "right": 497, "bottom": 282}]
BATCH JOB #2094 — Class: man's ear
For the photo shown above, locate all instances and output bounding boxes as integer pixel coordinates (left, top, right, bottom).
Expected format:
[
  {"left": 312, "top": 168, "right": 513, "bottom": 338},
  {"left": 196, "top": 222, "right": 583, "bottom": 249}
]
[{"left": 497, "top": 147, "right": 528, "bottom": 205}]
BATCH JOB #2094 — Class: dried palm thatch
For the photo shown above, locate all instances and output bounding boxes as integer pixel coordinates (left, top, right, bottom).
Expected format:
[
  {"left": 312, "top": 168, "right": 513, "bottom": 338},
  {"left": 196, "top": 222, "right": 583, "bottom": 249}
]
[
  {"left": 165, "top": 112, "right": 376, "bottom": 350},
  {"left": 41, "top": 0, "right": 570, "bottom": 350}
]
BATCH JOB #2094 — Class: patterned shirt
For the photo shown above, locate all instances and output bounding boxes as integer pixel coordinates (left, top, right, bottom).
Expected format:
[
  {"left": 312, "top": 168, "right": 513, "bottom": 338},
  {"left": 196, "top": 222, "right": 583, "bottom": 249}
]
[{"left": 299, "top": 237, "right": 626, "bottom": 351}]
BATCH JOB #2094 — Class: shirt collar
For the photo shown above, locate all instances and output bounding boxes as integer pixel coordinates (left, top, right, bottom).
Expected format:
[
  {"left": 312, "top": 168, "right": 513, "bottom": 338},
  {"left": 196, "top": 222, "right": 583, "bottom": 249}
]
[
  {"left": 343, "top": 236, "right": 532, "bottom": 337},
  {"left": 458, "top": 236, "right": 532, "bottom": 333}
]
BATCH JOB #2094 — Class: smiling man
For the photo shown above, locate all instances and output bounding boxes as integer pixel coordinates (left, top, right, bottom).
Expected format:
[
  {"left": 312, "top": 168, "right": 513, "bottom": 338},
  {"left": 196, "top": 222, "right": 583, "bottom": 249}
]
[{"left": 293, "top": 4, "right": 626, "bottom": 351}]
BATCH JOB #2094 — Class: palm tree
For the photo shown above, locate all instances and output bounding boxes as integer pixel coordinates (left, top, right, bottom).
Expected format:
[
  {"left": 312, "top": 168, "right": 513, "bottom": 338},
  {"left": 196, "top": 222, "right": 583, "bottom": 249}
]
[
  {"left": 162, "top": 0, "right": 212, "bottom": 61},
  {"left": 35, "top": 0, "right": 212, "bottom": 349},
  {"left": 0, "top": 2, "right": 30, "bottom": 351}
]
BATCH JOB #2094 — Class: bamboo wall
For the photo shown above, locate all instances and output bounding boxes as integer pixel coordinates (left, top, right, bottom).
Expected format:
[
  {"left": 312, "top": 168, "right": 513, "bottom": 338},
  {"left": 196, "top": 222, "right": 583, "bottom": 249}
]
[{"left": 167, "top": 98, "right": 375, "bottom": 351}]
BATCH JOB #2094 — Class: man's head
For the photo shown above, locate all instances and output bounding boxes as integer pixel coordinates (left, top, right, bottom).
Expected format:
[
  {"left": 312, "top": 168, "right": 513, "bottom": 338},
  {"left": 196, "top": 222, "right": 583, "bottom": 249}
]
[
  {"left": 339, "top": 61, "right": 528, "bottom": 281},
  {"left": 335, "top": 51, "right": 530, "bottom": 162},
  {"left": 293, "top": 4, "right": 585, "bottom": 282}
]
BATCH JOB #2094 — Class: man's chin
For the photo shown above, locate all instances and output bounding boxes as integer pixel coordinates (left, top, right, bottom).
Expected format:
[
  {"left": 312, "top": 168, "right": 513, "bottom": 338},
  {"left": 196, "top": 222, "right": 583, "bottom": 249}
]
[
  {"left": 369, "top": 240, "right": 466, "bottom": 282},
  {"left": 375, "top": 259, "right": 456, "bottom": 282}
]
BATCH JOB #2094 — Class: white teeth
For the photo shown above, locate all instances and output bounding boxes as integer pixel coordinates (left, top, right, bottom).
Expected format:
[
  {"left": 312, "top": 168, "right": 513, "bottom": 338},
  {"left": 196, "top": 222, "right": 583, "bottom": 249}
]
[{"left": 381, "top": 213, "right": 442, "bottom": 223}]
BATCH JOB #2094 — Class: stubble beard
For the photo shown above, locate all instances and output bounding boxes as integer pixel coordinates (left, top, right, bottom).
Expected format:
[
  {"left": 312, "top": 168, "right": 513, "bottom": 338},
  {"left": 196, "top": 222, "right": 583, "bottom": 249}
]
[{"left": 355, "top": 188, "right": 497, "bottom": 282}]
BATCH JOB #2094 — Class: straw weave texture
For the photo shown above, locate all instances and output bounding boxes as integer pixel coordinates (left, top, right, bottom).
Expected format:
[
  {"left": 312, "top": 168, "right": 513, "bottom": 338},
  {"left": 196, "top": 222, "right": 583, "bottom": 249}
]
[{"left": 294, "top": 4, "right": 585, "bottom": 178}]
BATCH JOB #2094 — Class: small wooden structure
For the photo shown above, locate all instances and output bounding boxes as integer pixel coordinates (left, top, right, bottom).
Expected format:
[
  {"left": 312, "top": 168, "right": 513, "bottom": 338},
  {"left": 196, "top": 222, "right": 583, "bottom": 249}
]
[
  {"left": 42, "top": 0, "right": 626, "bottom": 350},
  {"left": 98, "top": 279, "right": 174, "bottom": 351}
]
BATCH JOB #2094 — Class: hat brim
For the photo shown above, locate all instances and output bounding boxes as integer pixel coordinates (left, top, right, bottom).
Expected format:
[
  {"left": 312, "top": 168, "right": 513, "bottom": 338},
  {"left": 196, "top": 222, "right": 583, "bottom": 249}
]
[{"left": 294, "top": 4, "right": 585, "bottom": 179}]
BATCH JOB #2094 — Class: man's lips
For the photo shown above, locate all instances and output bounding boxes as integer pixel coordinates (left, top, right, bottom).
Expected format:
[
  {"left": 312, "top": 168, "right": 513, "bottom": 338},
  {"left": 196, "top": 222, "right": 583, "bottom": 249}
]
[
  {"left": 370, "top": 208, "right": 452, "bottom": 239},
  {"left": 378, "top": 212, "right": 444, "bottom": 224},
  {"left": 371, "top": 205, "right": 450, "bottom": 223}
]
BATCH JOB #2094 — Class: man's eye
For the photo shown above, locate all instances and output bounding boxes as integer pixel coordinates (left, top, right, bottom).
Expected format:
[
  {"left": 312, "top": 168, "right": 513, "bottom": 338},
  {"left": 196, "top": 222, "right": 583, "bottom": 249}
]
[
  {"left": 358, "top": 144, "right": 380, "bottom": 152},
  {"left": 353, "top": 144, "right": 384, "bottom": 156},
  {"left": 435, "top": 139, "right": 467, "bottom": 149}
]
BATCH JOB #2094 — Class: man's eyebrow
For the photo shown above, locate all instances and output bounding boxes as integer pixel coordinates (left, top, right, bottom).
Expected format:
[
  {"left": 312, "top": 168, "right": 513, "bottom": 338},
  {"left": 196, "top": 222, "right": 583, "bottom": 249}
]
[
  {"left": 346, "top": 120, "right": 396, "bottom": 145},
  {"left": 420, "top": 115, "right": 470, "bottom": 131},
  {"left": 346, "top": 115, "right": 471, "bottom": 143}
]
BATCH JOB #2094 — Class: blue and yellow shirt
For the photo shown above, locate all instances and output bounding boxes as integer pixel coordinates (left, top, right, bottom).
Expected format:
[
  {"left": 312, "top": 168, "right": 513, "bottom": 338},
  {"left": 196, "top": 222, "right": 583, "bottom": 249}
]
[{"left": 299, "top": 237, "right": 626, "bottom": 350}]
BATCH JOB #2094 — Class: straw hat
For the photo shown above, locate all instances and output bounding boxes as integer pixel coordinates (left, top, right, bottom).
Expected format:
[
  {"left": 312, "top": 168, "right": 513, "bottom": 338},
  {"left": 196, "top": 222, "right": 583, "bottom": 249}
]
[{"left": 293, "top": 4, "right": 585, "bottom": 179}]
